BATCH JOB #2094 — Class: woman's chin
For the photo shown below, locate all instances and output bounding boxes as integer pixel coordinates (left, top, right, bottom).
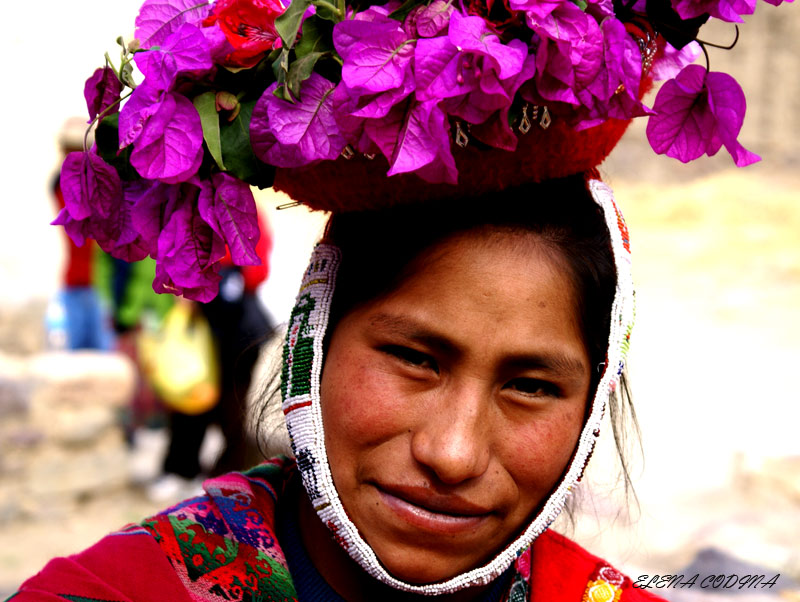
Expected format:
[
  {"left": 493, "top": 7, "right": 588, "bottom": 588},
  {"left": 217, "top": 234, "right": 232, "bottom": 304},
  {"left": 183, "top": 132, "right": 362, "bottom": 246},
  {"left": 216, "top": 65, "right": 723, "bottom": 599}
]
[{"left": 370, "top": 542, "right": 489, "bottom": 586}]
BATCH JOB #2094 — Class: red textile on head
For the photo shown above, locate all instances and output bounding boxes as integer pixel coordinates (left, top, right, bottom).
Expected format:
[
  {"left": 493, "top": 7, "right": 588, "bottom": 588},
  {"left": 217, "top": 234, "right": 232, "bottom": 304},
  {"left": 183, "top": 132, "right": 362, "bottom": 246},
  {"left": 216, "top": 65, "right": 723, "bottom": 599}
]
[{"left": 274, "top": 116, "right": 632, "bottom": 213}]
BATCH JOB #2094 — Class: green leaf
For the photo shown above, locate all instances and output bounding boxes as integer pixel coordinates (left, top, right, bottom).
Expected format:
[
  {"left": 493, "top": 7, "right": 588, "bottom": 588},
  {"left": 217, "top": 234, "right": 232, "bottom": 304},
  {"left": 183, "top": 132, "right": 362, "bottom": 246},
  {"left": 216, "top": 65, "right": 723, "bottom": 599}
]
[
  {"left": 219, "top": 99, "right": 275, "bottom": 189},
  {"left": 388, "top": 0, "right": 419, "bottom": 21},
  {"left": 287, "top": 52, "right": 327, "bottom": 99},
  {"left": 295, "top": 17, "right": 331, "bottom": 58},
  {"left": 312, "top": 0, "right": 343, "bottom": 23},
  {"left": 272, "top": 49, "right": 290, "bottom": 84},
  {"left": 193, "top": 91, "right": 226, "bottom": 170},
  {"left": 275, "top": 0, "right": 312, "bottom": 50}
]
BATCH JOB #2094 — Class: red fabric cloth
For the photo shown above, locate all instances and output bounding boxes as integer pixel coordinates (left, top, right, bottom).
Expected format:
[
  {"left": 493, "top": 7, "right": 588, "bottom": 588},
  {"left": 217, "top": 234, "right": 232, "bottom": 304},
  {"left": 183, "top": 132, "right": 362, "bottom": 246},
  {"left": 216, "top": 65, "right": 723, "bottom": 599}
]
[
  {"left": 54, "top": 183, "right": 94, "bottom": 287},
  {"left": 531, "top": 530, "right": 664, "bottom": 602},
  {"left": 12, "top": 461, "right": 665, "bottom": 601},
  {"left": 13, "top": 530, "right": 193, "bottom": 602}
]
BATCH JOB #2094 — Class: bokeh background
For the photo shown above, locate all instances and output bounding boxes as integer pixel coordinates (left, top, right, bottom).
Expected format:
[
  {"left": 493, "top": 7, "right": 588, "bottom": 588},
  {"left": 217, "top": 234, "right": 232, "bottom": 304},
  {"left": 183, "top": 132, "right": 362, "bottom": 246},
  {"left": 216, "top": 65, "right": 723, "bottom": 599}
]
[{"left": 1, "top": 2, "right": 799, "bottom": 599}]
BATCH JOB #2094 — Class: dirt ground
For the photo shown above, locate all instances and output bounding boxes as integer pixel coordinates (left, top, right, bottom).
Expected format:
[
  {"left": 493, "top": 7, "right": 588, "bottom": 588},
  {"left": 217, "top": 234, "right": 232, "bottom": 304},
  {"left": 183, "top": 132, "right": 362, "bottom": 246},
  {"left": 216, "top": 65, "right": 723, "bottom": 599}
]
[{"left": 2, "top": 166, "right": 800, "bottom": 598}]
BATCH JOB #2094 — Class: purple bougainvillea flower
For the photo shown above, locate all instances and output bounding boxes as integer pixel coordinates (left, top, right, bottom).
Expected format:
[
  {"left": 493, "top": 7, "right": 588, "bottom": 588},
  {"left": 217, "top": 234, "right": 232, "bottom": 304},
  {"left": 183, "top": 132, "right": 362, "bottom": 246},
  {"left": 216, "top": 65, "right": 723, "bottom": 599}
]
[
  {"left": 334, "top": 18, "right": 415, "bottom": 96},
  {"left": 102, "top": 180, "right": 154, "bottom": 262},
  {"left": 646, "top": 64, "right": 759, "bottom": 166},
  {"left": 119, "top": 83, "right": 165, "bottom": 149},
  {"left": 330, "top": 85, "right": 381, "bottom": 155},
  {"left": 416, "top": 11, "right": 529, "bottom": 125},
  {"left": 84, "top": 66, "right": 123, "bottom": 122},
  {"left": 364, "top": 99, "right": 456, "bottom": 184},
  {"left": 409, "top": 0, "right": 454, "bottom": 37},
  {"left": 52, "top": 208, "right": 92, "bottom": 248},
  {"left": 53, "top": 174, "right": 150, "bottom": 263},
  {"left": 250, "top": 75, "right": 346, "bottom": 167},
  {"left": 155, "top": 182, "right": 226, "bottom": 302},
  {"left": 59, "top": 148, "right": 122, "bottom": 221},
  {"left": 586, "top": 0, "right": 614, "bottom": 19},
  {"left": 671, "top": 0, "right": 756, "bottom": 22},
  {"left": 533, "top": 5, "right": 603, "bottom": 108},
  {"left": 507, "top": 0, "right": 561, "bottom": 27},
  {"left": 651, "top": 41, "right": 701, "bottom": 81},
  {"left": 333, "top": 8, "right": 417, "bottom": 120},
  {"left": 572, "top": 17, "right": 649, "bottom": 128},
  {"left": 131, "top": 181, "right": 180, "bottom": 256},
  {"left": 198, "top": 173, "right": 261, "bottom": 266},
  {"left": 128, "top": 92, "right": 204, "bottom": 183},
  {"left": 135, "top": 0, "right": 212, "bottom": 49},
  {"left": 762, "top": 0, "right": 793, "bottom": 4},
  {"left": 135, "top": 23, "right": 213, "bottom": 90}
]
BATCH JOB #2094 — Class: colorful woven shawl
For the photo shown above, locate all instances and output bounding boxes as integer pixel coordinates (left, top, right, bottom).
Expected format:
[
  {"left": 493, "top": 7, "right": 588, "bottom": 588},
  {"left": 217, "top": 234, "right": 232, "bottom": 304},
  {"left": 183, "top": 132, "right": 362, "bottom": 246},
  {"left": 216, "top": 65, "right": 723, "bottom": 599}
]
[{"left": 11, "top": 457, "right": 662, "bottom": 602}]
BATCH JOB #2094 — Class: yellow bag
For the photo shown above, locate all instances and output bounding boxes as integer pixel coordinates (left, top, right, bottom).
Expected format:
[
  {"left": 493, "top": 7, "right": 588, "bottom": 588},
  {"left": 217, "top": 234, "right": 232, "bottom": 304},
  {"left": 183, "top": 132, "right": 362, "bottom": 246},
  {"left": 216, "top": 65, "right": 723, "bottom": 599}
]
[{"left": 138, "top": 300, "right": 220, "bottom": 415}]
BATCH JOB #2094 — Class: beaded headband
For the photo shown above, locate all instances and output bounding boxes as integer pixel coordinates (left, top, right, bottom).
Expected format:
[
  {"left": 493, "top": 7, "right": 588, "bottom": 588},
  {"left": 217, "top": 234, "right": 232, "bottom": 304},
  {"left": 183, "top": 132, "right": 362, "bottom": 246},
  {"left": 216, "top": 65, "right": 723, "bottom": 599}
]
[{"left": 280, "top": 176, "right": 635, "bottom": 594}]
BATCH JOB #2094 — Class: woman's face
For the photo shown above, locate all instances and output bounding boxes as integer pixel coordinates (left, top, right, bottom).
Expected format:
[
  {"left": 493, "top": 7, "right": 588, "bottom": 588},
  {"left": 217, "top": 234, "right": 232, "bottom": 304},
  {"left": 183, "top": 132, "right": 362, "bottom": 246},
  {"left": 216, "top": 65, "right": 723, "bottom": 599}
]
[{"left": 320, "top": 229, "right": 592, "bottom": 584}]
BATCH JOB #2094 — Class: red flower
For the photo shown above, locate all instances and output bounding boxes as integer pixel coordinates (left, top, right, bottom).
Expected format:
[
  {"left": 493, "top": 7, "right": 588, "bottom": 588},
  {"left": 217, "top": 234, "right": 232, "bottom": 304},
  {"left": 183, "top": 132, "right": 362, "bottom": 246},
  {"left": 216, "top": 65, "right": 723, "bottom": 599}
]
[{"left": 204, "top": 0, "right": 287, "bottom": 68}]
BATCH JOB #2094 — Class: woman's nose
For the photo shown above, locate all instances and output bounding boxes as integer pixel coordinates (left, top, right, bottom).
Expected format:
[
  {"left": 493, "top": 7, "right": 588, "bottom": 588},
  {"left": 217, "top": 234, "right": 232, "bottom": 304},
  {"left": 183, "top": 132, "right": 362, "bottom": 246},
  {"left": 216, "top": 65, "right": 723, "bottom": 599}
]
[{"left": 410, "top": 382, "right": 491, "bottom": 484}]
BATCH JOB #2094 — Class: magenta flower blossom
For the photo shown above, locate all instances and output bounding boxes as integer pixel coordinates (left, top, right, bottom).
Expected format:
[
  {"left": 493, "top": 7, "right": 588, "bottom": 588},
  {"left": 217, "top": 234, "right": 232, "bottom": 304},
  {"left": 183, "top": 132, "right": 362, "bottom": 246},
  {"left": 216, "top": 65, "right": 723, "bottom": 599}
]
[
  {"left": 333, "top": 9, "right": 417, "bottom": 119},
  {"left": 367, "top": 99, "right": 457, "bottom": 184},
  {"left": 134, "top": 23, "right": 213, "bottom": 91},
  {"left": 570, "top": 17, "right": 649, "bottom": 129},
  {"left": 198, "top": 173, "right": 262, "bottom": 266},
  {"left": 126, "top": 91, "right": 205, "bottom": 184},
  {"left": 646, "top": 64, "right": 759, "bottom": 166},
  {"left": 53, "top": 172, "right": 151, "bottom": 263},
  {"left": 651, "top": 41, "right": 701, "bottom": 81},
  {"left": 250, "top": 75, "right": 347, "bottom": 167},
  {"left": 84, "top": 66, "right": 123, "bottom": 122},
  {"left": 154, "top": 182, "right": 227, "bottom": 303},
  {"left": 416, "top": 11, "right": 529, "bottom": 125},
  {"left": 59, "top": 147, "right": 122, "bottom": 221},
  {"left": 671, "top": 0, "right": 756, "bottom": 22},
  {"left": 135, "top": 0, "right": 212, "bottom": 49},
  {"left": 532, "top": 4, "right": 603, "bottom": 108},
  {"left": 407, "top": 0, "right": 454, "bottom": 38},
  {"left": 507, "top": 0, "right": 561, "bottom": 28}
]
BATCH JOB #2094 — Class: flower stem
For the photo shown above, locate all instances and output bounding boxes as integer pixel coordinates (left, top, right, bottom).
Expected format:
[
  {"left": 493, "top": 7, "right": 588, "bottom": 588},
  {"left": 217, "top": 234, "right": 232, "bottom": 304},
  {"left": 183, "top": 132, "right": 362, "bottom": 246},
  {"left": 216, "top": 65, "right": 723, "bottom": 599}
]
[{"left": 83, "top": 90, "right": 133, "bottom": 152}]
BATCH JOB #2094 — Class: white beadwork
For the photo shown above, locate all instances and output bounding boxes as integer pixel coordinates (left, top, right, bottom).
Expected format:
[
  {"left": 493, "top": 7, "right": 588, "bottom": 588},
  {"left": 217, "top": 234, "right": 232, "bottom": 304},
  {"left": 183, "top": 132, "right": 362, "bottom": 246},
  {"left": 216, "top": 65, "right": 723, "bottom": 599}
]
[{"left": 282, "top": 179, "right": 636, "bottom": 595}]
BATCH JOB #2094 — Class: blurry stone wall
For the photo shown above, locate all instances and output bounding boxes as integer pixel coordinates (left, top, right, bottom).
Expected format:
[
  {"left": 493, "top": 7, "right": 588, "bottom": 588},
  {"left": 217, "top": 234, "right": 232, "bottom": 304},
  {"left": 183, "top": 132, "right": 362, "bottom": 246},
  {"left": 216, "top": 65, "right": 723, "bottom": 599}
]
[{"left": 0, "top": 301, "right": 136, "bottom": 522}]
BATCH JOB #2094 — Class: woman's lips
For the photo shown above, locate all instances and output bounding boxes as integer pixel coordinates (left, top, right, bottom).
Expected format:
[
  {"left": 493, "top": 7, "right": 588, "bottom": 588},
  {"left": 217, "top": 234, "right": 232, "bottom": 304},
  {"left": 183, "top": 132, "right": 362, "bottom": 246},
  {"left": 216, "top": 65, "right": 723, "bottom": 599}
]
[{"left": 374, "top": 484, "right": 492, "bottom": 535}]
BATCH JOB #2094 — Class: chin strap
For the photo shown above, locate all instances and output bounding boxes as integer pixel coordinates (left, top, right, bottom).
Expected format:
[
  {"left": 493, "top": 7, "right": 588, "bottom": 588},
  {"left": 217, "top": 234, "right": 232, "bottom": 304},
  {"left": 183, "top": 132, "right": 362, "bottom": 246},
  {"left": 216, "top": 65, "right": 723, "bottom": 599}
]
[{"left": 280, "top": 178, "right": 635, "bottom": 595}]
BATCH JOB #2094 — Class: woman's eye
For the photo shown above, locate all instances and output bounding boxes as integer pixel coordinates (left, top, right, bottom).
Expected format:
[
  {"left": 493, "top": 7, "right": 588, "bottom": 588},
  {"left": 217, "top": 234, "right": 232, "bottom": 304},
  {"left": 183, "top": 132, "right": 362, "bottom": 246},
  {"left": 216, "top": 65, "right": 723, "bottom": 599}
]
[
  {"left": 382, "top": 346, "right": 438, "bottom": 372},
  {"left": 505, "top": 378, "right": 558, "bottom": 398}
]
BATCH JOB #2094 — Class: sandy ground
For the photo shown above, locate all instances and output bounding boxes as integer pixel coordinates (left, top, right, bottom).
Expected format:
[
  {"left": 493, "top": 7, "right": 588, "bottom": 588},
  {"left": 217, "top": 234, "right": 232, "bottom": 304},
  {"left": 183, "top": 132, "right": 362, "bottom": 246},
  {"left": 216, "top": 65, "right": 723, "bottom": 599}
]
[{"left": 2, "top": 168, "right": 799, "bottom": 598}]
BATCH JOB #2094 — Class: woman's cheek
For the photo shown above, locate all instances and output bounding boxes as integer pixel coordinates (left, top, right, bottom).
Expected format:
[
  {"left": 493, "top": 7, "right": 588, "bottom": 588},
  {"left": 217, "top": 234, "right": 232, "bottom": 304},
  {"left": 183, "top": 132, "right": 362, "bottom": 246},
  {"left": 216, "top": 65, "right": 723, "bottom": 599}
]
[
  {"left": 500, "top": 415, "right": 581, "bottom": 490},
  {"left": 323, "top": 354, "right": 412, "bottom": 445}
]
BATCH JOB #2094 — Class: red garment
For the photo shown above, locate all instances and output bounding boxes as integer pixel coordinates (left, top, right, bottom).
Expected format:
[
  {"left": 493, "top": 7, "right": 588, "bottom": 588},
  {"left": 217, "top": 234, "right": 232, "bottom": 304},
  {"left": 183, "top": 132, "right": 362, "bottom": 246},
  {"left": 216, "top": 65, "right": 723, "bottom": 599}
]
[
  {"left": 54, "top": 182, "right": 94, "bottom": 287},
  {"left": 13, "top": 459, "right": 664, "bottom": 601}
]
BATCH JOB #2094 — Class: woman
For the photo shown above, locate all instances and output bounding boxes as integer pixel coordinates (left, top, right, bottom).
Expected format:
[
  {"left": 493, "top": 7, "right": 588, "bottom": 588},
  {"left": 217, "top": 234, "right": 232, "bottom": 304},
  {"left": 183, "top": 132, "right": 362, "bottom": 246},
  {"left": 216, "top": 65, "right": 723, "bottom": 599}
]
[
  {"left": 12, "top": 176, "right": 651, "bottom": 601},
  {"left": 22, "top": 0, "right": 780, "bottom": 598}
]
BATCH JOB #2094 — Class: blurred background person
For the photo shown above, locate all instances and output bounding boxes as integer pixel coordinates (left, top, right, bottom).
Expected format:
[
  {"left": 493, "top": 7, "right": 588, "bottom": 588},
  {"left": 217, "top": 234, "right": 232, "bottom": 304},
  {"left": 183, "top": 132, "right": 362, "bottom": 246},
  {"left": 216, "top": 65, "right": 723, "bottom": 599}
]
[{"left": 98, "top": 255, "right": 174, "bottom": 437}]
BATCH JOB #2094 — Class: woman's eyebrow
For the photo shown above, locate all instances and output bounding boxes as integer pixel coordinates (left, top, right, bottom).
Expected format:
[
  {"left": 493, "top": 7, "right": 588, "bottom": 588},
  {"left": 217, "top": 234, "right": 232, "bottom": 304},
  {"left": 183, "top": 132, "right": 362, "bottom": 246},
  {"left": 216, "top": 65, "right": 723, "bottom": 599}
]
[
  {"left": 504, "top": 353, "right": 588, "bottom": 379},
  {"left": 368, "top": 313, "right": 586, "bottom": 377},
  {"left": 367, "top": 312, "right": 459, "bottom": 354}
]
